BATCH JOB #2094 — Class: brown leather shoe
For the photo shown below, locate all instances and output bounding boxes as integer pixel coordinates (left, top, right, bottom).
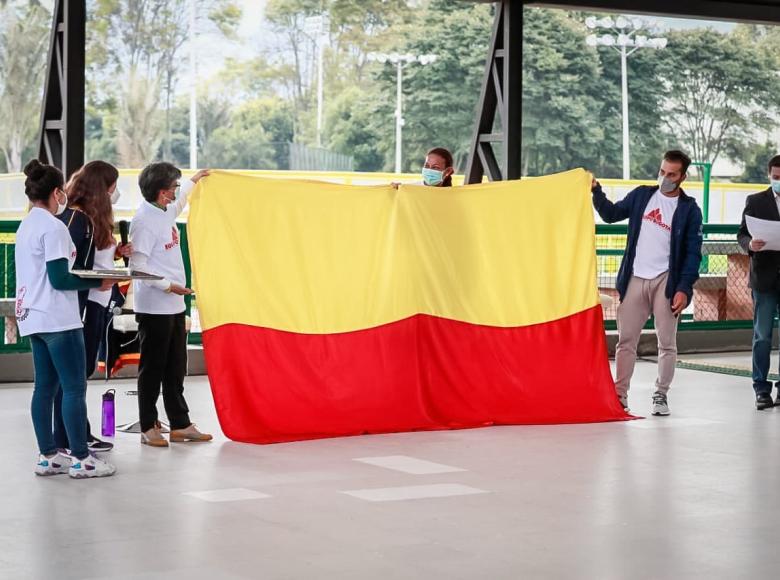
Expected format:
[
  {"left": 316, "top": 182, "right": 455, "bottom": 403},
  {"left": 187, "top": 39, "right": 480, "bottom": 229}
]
[
  {"left": 170, "top": 424, "right": 213, "bottom": 443},
  {"left": 141, "top": 424, "right": 169, "bottom": 447}
]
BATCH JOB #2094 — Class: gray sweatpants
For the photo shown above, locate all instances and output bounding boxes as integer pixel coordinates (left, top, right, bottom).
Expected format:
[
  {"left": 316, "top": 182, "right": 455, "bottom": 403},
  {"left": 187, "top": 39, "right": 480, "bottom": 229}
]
[{"left": 615, "top": 273, "right": 679, "bottom": 399}]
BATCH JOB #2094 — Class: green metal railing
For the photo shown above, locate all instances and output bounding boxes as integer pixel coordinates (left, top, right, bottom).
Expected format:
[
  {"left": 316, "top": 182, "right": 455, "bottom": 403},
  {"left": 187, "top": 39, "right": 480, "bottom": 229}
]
[
  {"left": 0, "top": 220, "right": 30, "bottom": 352},
  {"left": 0, "top": 220, "right": 749, "bottom": 354},
  {"left": 0, "top": 221, "right": 199, "bottom": 353}
]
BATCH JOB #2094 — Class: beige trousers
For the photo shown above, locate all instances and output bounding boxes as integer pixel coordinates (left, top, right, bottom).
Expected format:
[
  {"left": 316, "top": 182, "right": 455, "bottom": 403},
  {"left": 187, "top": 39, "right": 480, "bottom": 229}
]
[{"left": 615, "top": 273, "right": 679, "bottom": 398}]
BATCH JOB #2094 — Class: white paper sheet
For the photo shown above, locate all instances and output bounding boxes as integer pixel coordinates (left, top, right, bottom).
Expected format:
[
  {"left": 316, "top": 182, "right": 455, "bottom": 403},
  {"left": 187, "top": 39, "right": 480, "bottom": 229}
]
[{"left": 745, "top": 215, "right": 780, "bottom": 251}]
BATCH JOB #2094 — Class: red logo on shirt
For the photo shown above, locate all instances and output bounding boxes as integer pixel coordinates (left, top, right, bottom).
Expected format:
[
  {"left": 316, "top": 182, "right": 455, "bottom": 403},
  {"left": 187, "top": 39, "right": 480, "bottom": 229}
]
[
  {"left": 164, "top": 227, "right": 180, "bottom": 251},
  {"left": 643, "top": 208, "right": 671, "bottom": 232}
]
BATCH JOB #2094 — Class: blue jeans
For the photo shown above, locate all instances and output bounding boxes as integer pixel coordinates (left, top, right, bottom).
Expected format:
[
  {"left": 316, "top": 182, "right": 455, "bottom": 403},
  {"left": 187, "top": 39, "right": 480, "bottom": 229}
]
[
  {"left": 53, "top": 300, "right": 107, "bottom": 448},
  {"left": 752, "top": 290, "right": 780, "bottom": 396},
  {"left": 30, "top": 329, "right": 89, "bottom": 459}
]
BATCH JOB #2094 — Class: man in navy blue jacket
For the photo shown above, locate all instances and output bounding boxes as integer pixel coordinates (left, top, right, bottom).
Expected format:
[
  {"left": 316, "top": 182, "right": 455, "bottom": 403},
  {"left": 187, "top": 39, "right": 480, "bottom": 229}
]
[{"left": 592, "top": 150, "right": 703, "bottom": 415}]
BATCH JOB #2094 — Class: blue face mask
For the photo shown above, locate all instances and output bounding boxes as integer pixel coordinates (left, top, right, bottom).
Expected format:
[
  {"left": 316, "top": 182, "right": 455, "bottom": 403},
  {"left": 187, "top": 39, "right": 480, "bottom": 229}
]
[
  {"left": 771, "top": 179, "right": 780, "bottom": 195},
  {"left": 422, "top": 167, "right": 444, "bottom": 186}
]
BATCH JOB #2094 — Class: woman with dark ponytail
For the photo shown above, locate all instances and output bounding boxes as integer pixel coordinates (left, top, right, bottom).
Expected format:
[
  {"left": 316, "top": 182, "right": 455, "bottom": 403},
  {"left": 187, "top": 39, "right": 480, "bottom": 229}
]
[
  {"left": 15, "top": 159, "right": 117, "bottom": 479},
  {"left": 52, "top": 161, "right": 131, "bottom": 453}
]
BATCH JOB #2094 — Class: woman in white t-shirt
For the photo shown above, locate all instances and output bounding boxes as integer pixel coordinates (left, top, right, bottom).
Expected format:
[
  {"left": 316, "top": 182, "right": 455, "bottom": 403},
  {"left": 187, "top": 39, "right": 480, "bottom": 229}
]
[
  {"left": 14, "top": 159, "right": 117, "bottom": 479},
  {"left": 52, "top": 161, "right": 132, "bottom": 454},
  {"left": 129, "top": 163, "right": 213, "bottom": 447}
]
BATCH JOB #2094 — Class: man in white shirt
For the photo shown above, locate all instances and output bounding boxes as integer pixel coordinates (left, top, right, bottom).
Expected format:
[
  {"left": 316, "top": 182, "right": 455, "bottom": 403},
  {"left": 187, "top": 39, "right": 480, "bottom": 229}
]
[
  {"left": 591, "top": 151, "right": 703, "bottom": 415},
  {"left": 129, "top": 162, "right": 212, "bottom": 447}
]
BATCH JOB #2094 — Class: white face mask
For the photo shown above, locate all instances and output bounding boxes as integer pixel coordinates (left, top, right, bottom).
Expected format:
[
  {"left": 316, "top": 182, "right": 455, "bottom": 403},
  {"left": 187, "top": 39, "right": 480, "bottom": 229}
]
[
  {"left": 160, "top": 184, "right": 179, "bottom": 206},
  {"left": 55, "top": 190, "right": 68, "bottom": 216},
  {"left": 657, "top": 174, "right": 679, "bottom": 194},
  {"left": 110, "top": 188, "right": 121, "bottom": 205}
]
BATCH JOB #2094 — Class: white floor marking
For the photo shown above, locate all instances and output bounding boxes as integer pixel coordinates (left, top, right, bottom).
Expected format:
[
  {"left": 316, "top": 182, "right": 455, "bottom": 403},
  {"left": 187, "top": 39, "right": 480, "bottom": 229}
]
[
  {"left": 353, "top": 455, "right": 466, "bottom": 475},
  {"left": 342, "top": 483, "right": 489, "bottom": 502},
  {"left": 182, "top": 488, "right": 271, "bottom": 502}
]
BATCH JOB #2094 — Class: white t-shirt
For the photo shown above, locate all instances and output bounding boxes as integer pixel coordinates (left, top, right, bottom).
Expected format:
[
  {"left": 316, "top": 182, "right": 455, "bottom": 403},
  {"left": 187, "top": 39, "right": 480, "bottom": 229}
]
[
  {"left": 129, "top": 180, "right": 194, "bottom": 315},
  {"left": 633, "top": 190, "right": 679, "bottom": 280},
  {"left": 14, "top": 208, "right": 82, "bottom": 336},
  {"left": 88, "top": 244, "right": 117, "bottom": 307}
]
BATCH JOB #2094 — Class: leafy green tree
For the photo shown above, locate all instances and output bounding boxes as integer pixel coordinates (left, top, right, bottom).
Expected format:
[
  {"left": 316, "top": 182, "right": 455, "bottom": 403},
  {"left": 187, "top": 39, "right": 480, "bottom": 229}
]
[
  {"left": 213, "top": 56, "right": 279, "bottom": 102},
  {"left": 7, "top": 1, "right": 775, "bottom": 179},
  {"left": 264, "top": 0, "right": 411, "bottom": 147},
  {"left": 326, "top": 0, "right": 411, "bottom": 88},
  {"left": 253, "top": 97, "right": 296, "bottom": 168},
  {"left": 736, "top": 141, "right": 778, "bottom": 183},
  {"left": 264, "top": 0, "right": 323, "bottom": 139},
  {"left": 657, "top": 28, "right": 780, "bottom": 166},
  {"left": 520, "top": 8, "right": 607, "bottom": 176},
  {"left": 0, "top": 1, "right": 50, "bottom": 171},
  {"left": 200, "top": 99, "right": 283, "bottom": 169},
  {"left": 85, "top": 106, "right": 119, "bottom": 163},
  {"left": 366, "top": 0, "right": 492, "bottom": 172},
  {"left": 116, "top": 70, "right": 163, "bottom": 167},
  {"left": 325, "top": 87, "right": 384, "bottom": 171},
  {"left": 86, "top": 0, "right": 242, "bottom": 166},
  {"left": 592, "top": 24, "right": 669, "bottom": 179}
]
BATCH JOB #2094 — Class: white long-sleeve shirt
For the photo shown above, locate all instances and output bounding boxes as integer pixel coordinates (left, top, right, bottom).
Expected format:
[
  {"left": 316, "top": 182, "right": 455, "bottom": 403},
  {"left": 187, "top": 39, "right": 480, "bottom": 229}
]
[{"left": 128, "top": 178, "right": 195, "bottom": 315}]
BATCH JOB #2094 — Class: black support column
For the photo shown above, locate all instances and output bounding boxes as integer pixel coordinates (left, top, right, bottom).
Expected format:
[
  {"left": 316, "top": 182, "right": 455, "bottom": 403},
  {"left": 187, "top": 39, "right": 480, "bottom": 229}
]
[
  {"left": 37, "top": 0, "right": 86, "bottom": 179},
  {"left": 465, "top": 1, "right": 524, "bottom": 184}
]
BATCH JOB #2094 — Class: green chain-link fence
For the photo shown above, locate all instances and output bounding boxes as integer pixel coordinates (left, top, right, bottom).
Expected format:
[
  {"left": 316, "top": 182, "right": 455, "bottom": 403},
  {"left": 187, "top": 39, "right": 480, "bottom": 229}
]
[{"left": 596, "top": 224, "right": 751, "bottom": 331}]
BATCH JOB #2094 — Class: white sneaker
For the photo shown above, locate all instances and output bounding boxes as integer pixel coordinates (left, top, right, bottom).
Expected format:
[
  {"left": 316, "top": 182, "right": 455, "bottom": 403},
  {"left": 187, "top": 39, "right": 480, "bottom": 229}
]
[
  {"left": 35, "top": 452, "right": 72, "bottom": 476},
  {"left": 618, "top": 395, "right": 630, "bottom": 412},
  {"left": 69, "top": 453, "right": 117, "bottom": 479},
  {"left": 651, "top": 393, "right": 671, "bottom": 416}
]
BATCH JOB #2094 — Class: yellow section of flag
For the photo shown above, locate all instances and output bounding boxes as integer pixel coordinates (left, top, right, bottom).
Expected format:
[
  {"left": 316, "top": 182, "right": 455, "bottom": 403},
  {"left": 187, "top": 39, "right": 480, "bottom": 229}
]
[{"left": 188, "top": 169, "right": 599, "bottom": 334}]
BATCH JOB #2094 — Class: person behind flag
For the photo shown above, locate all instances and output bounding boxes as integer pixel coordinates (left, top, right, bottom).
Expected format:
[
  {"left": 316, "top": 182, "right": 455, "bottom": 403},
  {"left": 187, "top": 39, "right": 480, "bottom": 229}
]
[
  {"left": 591, "top": 150, "right": 703, "bottom": 415},
  {"left": 392, "top": 147, "right": 455, "bottom": 189},
  {"left": 129, "top": 163, "right": 212, "bottom": 447},
  {"left": 420, "top": 147, "right": 455, "bottom": 187},
  {"left": 737, "top": 154, "right": 780, "bottom": 410}
]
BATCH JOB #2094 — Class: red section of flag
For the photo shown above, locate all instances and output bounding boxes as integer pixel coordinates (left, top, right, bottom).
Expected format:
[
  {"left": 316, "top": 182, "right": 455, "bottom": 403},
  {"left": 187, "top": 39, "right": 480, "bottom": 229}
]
[{"left": 202, "top": 306, "right": 632, "bottom": 444}]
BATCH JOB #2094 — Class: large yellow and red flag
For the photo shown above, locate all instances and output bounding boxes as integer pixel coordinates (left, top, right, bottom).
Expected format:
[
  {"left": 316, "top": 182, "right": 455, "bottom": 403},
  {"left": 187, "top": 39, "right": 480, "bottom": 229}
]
[{"left": 188, "top": 169, "right": 629, "bottom": 444}]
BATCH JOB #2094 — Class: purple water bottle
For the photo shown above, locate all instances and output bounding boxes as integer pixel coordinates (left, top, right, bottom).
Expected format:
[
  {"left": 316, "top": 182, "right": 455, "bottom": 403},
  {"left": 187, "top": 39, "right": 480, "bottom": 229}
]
[{"left": 101, "top": 389, "right": 116, "bottom": 438}]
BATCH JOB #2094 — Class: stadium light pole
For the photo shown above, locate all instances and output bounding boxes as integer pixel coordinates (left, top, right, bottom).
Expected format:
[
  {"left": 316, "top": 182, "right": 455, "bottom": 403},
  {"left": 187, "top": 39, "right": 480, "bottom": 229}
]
[
  {"left": 367, "top": 52, "right": 438, "bottom": 174},
  {"left": 586, "top": 16, "right": 667, "bottom": 180},
  {"left": 189, "top": 0, "right": 197, "bottom": 169},
  {"left": 304, "top": 14, "right": 331, "bottom": 148}
]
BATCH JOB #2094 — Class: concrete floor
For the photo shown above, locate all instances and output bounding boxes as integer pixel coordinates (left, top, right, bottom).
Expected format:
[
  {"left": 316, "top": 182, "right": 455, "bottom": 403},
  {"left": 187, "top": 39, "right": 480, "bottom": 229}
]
[{"left": 1, "top": 360, "right": 779, "bottom": 580}]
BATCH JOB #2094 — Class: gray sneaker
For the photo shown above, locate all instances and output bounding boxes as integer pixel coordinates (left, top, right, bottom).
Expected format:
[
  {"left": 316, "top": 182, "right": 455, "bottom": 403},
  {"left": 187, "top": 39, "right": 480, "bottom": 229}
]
[{"left": 651, "top": 393, "right": 670, "bottom": 416}]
